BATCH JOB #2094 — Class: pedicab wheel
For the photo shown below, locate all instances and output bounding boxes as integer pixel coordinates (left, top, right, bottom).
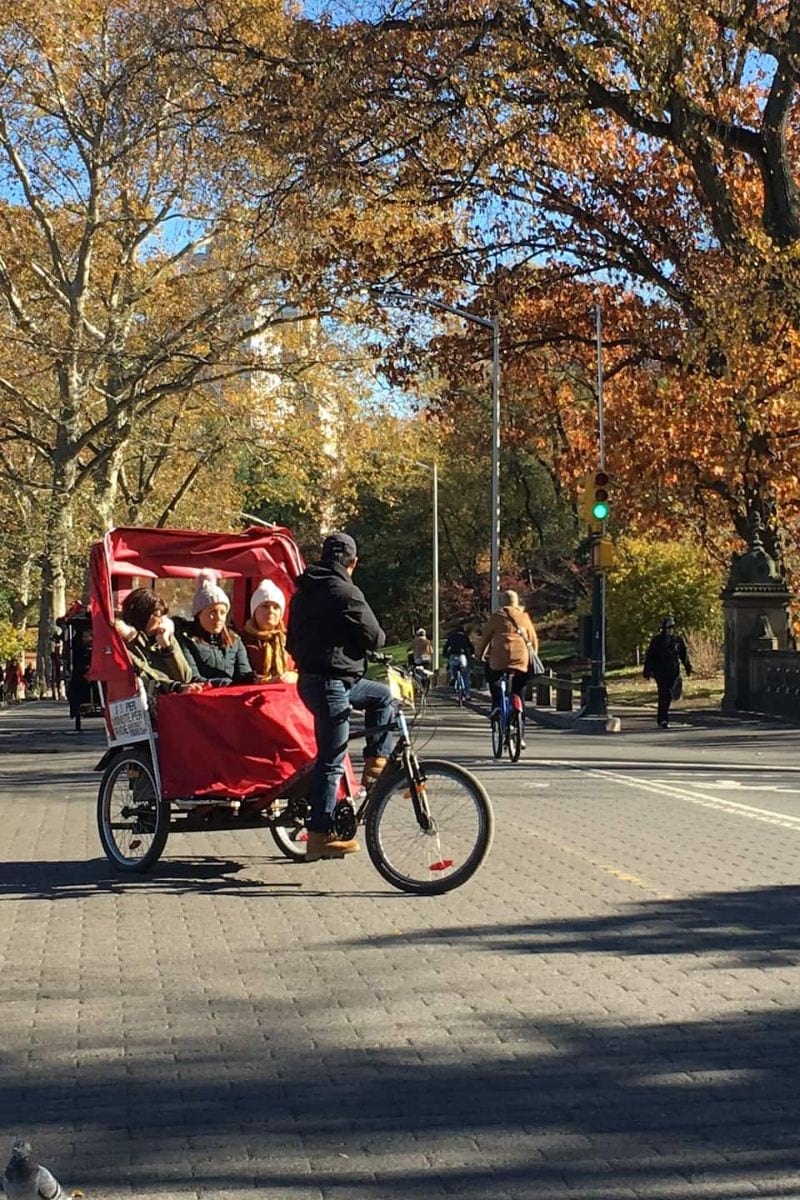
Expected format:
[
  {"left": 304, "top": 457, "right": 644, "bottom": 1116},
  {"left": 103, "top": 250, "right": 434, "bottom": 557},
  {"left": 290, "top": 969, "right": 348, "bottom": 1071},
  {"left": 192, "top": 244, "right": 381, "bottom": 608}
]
[
  {"left": 508, "top": 708, "right": 523, "bottom": 763},
  {"left": 490, "top": 713, "right": 503, "bottom": 759},
  {"left": 365, "top": 759, "right": 494, "bottom": 895},
  {"left": 97, "top": 747, "right": 169, "bottom": 873},
  {"left": 269, "top": 798, "right": 310, "bottom": 861}
]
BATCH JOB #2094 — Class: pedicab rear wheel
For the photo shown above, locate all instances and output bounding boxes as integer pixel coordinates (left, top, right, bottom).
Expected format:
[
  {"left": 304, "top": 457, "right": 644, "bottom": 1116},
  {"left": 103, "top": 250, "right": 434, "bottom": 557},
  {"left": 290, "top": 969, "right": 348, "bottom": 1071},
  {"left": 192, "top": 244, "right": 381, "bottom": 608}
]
[
  {"left": 97, "top": 746, "right": 169, "bottom": 872},
  {"left": 269, "top": 797, "right": 310, "bottom": 861}
]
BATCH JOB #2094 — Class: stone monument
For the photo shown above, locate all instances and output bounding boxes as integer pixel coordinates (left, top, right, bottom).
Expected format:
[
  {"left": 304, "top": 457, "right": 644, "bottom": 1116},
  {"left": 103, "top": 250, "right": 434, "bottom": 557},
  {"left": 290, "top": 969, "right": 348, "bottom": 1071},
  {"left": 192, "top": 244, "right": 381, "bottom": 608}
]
[{"left": 721, "top": 511, "right": 791, "bottom": 711}]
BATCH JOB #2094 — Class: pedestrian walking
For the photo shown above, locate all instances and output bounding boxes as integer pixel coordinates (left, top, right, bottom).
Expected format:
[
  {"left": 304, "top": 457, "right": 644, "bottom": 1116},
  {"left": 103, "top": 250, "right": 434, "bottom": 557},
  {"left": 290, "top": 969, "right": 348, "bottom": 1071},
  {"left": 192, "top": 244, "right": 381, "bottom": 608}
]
[{"left": 643, "top": 615, "right": 693, "bottom": 728}]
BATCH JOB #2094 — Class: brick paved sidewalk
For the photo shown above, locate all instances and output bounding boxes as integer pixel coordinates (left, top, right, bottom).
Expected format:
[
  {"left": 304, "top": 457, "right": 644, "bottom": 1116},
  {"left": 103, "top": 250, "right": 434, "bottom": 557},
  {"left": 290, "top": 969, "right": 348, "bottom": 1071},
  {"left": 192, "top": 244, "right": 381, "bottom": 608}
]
[{"left": 3, "top": 701, "right": 800, "bottom": 1199}]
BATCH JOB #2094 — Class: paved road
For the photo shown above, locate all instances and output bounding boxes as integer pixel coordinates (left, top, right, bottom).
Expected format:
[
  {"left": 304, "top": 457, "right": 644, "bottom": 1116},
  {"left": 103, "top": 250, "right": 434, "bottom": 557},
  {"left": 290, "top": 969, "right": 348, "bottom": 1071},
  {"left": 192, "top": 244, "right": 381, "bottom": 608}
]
[{"left": 2, "top": 698, "right": 800, "bottom": 1199}]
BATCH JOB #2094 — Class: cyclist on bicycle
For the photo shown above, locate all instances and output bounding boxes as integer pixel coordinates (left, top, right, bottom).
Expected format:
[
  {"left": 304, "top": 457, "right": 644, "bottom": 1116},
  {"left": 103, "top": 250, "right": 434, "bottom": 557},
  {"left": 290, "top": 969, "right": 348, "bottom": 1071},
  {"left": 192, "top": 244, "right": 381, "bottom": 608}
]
[
  {"left": 475, "top": 590, "right": 539, "bottom": 750},
  {"left": 443, "top": 624, "right": 474, "bottom": 697},
  {"left": 287, "top": 531, "right": 394, "bottom": 861},
  {"left": 410, "top": 628, "right": 433, "bottom": 668}
]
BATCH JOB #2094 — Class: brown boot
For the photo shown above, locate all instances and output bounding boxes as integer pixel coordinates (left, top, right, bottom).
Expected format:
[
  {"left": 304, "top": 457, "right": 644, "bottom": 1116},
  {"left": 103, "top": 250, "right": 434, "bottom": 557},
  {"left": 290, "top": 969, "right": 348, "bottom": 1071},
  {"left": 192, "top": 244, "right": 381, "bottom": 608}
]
[
  {"left": 305, "top": 830, "right": 360, "bottom": 862},
  {"left": 361, "top": 756, "right": 387, "bottom": 789}
]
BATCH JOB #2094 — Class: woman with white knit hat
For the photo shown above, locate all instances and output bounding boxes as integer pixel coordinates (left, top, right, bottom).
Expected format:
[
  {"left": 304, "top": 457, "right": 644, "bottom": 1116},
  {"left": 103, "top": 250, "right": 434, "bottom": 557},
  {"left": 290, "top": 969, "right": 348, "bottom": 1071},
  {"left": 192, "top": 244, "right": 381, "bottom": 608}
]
[
  {"left": 176, "top": 570, "right": 255, "bottom": 684},
  {"left": 242, "top": 577, "right": 295, "bottom": 683}
]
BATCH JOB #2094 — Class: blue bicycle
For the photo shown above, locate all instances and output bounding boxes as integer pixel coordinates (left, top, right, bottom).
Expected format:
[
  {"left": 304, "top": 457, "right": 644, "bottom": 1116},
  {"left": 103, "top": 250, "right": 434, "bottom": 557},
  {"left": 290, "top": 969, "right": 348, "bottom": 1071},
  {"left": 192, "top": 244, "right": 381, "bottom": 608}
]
[
  {"left": 448, "top": 653, "right": 470, "bottom": 706},
  {"left": 490, "top": 673, "right": 524, "bottom": 762}
]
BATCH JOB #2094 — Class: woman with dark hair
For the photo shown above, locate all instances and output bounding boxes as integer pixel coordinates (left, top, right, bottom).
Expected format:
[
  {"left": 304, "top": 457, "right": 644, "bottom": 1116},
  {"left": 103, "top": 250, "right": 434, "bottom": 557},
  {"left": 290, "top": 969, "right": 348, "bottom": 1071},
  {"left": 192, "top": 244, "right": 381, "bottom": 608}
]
[
  {"left": 176, "top": 570, "right": 254, "bottom": 684},
  {"left": 115, "top": 588, "right": 201, "bottom": 707}
]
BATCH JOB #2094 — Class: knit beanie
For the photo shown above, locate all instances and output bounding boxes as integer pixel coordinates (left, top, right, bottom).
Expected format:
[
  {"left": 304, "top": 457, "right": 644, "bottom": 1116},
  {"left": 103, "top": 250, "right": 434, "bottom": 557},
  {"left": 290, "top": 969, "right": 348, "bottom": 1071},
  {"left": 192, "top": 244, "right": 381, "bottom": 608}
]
[
  {"left": 192, "top": 570, "right": 229, "bottom": 616},
  {"left": 249, "top": 577, "right": 286, "bottom": 619}
]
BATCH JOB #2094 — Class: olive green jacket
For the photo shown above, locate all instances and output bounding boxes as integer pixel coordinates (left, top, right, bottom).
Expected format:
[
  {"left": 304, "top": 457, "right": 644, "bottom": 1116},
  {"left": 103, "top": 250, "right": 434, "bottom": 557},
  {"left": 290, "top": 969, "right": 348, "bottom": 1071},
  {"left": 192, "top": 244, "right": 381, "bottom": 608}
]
[{"left": 126, "top": 632, "right": 193, "bottom": 709}]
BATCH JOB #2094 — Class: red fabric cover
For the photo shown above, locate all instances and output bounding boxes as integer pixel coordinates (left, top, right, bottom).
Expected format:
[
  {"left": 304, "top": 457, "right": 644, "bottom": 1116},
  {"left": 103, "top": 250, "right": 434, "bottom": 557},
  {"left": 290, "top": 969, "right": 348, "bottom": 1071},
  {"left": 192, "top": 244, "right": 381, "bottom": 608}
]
[
  {"left": 157, "top": 682, "right": 357, "bottom": 802},
  {"left": 89, "top": 536, "right": 139, "bottom": 703}
]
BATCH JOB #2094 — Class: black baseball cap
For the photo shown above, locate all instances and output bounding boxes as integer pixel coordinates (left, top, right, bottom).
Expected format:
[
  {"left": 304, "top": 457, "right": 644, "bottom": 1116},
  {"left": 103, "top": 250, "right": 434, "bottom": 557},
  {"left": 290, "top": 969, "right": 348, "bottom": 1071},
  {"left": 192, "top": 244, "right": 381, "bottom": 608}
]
[{"left": 321, "top": 531, "right": 357, "bottom": 562}]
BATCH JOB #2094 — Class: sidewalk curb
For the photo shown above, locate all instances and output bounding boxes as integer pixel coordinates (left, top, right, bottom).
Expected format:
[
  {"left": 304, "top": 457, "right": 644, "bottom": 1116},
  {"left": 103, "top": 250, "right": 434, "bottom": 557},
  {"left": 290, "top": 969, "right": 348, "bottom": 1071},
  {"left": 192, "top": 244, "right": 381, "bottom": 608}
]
[{"left": 527, "top": 707, "right": 623, "bottom": 734}]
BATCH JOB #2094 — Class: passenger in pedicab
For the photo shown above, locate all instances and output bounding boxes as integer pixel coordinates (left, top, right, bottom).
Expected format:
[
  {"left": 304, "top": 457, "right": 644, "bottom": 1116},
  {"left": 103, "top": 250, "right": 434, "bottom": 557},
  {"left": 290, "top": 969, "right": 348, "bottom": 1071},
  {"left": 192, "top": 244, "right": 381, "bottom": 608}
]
[
  {"left": 176, "top": 570, "right": 255, "bottom": 685},
  {"left": 114, "top": 587, "right": 203, "bottom": 710},
  {"left": 242, "top": 577, "right": 296, "bottom": 683}
]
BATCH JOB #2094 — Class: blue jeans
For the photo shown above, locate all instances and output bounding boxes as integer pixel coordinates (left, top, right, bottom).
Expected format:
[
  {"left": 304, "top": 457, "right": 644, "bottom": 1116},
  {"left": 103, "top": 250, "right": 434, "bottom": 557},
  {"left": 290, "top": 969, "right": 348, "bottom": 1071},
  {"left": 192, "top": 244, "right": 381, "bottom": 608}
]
[
  {"left": 448, "top": 654, "right": 470, "bottom": 693},
  {"left": 297, "top": 674, "right": 395, "bottom": 833}
]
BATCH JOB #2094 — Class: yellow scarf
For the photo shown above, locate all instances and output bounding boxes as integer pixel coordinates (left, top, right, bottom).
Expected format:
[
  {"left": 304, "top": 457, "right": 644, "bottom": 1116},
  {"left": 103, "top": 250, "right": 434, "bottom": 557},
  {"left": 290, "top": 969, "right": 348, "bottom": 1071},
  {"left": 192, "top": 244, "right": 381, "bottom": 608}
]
[{"left": 244, "top": 618, "right": 287, "bottom": 680}]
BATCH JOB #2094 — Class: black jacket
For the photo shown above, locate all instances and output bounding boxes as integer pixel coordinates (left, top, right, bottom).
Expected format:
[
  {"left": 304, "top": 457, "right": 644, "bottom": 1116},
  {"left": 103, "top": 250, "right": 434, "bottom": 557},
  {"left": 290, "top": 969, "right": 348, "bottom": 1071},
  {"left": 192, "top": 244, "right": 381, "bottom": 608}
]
[
  {"left": 443, "top": 630, "right": 474, "bottom": 659},
  {"left": 286, "top": 562, "right": 386, "bottom": 682},
  {"left": 644, "top": 632, "right": 692, "bottom": 683}
]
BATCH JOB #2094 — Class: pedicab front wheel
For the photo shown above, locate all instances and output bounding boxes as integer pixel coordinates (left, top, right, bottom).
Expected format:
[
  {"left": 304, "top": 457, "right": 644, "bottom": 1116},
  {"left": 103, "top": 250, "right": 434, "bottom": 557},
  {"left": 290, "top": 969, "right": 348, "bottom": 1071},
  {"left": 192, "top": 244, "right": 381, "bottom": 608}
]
[
  {"left": 97, "top": 747, "right": 169, "bottom": 872},
  {"left": 365, "top": 759, "right": 494, "bottom": 895}
]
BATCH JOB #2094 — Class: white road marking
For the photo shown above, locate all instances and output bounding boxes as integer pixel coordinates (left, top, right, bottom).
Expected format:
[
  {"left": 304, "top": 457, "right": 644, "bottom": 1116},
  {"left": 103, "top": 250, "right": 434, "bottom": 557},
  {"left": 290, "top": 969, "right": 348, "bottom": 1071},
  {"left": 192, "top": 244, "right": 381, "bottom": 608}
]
[
  {"left": 544, "top": 761, "right": 800, "bottom": 832},
  {"left": 700, "top": 779, "right": 800, "bottom": 795}
]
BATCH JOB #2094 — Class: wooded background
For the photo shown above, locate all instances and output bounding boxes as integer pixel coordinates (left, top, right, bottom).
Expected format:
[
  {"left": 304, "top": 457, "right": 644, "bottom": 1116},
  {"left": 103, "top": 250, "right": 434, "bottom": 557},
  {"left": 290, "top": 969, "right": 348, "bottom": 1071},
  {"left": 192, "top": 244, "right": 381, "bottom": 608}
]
[{"left": 3, "top": 0, "right": 797, "bottom": 668}]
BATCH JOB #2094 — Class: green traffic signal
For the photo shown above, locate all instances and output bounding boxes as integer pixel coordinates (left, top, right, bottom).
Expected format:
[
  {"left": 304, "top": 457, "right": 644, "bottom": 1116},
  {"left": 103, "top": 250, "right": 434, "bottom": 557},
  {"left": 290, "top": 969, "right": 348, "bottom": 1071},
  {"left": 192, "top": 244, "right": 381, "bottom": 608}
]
[{"left": 591, "top": 472, "right": 610, "bottom": 522}]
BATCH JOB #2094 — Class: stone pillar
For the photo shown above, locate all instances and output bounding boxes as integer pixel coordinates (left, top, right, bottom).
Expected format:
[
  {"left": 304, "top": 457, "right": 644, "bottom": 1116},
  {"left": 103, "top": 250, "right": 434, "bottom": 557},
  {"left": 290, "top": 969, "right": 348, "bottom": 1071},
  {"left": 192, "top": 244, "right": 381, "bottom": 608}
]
[{"left": 721, "top": 512, "right": 791, "bottom": 712}]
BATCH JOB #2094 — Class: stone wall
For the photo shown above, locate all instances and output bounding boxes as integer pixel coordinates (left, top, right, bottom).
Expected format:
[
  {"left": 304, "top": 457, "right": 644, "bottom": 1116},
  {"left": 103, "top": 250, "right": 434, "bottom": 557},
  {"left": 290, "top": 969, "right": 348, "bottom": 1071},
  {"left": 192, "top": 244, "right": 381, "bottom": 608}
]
[{"left": 749, "top": 649, "right": 800, "bottom": 721}]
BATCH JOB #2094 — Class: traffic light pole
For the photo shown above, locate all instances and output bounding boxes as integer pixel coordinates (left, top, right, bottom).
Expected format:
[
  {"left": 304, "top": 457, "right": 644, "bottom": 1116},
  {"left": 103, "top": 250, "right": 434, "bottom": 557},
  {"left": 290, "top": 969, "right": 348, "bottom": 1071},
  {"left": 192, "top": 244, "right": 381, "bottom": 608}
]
[
  {"left": 584, "top": 560, "right": 607, "bottom": 716},
  {"left": 584, "top": 303, "right": 608, "bottom": 719}
]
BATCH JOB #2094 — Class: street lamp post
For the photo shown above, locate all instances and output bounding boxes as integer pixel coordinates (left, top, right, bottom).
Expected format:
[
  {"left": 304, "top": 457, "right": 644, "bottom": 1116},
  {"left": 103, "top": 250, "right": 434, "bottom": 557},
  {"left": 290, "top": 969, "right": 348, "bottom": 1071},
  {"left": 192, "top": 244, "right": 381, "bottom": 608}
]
[
  {"left": 379, "top": 289, "right": 501, "bottom": 612},
  {"left": 429, "top": 460, "right": 439, "bottom": 675},
  {"left": 368, "top": 451, "right": 440, "bottom": 674}
]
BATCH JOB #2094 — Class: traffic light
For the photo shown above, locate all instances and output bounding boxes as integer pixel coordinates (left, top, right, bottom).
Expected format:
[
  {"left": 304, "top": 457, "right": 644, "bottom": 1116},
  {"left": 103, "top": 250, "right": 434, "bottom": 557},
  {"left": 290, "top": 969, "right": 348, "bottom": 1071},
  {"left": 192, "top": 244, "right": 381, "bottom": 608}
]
[{"left": 577, "top": 469, "right": 612, "bottom": 532}]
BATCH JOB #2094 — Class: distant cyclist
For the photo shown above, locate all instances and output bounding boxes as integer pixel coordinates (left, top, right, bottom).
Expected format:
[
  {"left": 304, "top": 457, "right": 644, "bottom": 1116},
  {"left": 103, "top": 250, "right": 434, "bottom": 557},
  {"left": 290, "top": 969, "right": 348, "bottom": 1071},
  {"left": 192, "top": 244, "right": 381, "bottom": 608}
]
[
  {"left": 476, "top": 590, "right": 538, "bottom": 750},
  {"left": 410, "top": 628, "right": 433, "bottom": 668},
  {"left": 443, "top": 624, "right": 474, "bottom": 698}
]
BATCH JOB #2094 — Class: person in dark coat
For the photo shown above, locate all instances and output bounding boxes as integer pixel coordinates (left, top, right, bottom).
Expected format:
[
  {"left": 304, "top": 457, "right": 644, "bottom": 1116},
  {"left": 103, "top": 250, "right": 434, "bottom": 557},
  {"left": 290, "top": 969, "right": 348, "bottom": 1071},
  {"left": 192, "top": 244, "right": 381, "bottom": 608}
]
[
  {"left": 443, "top": 624, "right": 474, "bottom": 694},
  {"left": 643, "top": 616, "right": 693, "bottom": 728},
  {"left": 287, "top": 530, "right": 391, "bottom": 862},
  {"left": 177, "top": 570, "right": 255, "bottom": 685}
]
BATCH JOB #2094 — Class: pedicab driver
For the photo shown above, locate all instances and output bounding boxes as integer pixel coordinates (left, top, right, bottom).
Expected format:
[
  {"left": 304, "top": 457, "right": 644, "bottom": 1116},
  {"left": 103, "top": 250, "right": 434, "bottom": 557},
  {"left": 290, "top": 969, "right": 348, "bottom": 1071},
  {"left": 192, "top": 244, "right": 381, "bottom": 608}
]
[{"left": 287, "top": 531, "right": 394, "bottom": 862}]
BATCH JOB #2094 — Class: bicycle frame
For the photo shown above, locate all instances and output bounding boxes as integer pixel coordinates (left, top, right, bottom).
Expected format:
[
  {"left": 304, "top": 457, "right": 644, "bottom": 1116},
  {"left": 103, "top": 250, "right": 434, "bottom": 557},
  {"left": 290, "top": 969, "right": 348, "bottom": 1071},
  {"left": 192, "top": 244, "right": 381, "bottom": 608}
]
[{"left": 352, "top": 703, "right": 432, "bottom": 832}]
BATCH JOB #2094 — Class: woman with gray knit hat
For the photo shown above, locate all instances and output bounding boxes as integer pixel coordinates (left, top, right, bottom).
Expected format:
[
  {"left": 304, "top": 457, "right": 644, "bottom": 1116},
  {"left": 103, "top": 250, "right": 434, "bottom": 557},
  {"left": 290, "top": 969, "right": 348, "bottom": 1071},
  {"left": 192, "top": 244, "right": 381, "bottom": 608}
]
[{"left": 176, "top": 570, "right": 255, "bottom": 684}]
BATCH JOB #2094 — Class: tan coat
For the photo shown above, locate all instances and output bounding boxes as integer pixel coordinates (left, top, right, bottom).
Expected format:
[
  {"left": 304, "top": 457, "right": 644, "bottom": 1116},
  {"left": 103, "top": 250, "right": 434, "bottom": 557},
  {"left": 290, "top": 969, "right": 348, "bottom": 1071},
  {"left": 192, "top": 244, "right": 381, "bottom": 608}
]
[{"left": 475, "top": 606, "right": 538, "bottom": 673}]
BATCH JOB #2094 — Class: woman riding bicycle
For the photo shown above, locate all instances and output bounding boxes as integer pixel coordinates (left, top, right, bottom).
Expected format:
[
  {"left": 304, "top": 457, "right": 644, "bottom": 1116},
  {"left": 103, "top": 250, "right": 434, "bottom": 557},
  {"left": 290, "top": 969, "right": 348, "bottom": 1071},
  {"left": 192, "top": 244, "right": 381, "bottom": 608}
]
[
  {"left": 476, "top": 590, "right": 539, "bottom": 750},
  {"left": 443, "top": 624, "right": 474, "bottom": 698}
]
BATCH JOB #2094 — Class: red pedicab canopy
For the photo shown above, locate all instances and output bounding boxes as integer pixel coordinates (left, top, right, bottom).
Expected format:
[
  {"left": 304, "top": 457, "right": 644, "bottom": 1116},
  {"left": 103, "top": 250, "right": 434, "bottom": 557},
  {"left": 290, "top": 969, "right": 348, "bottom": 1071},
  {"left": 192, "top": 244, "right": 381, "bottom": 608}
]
[
  {"left": 87, "top": 526, "right": 347, "bottom": 801},
  {"left": 89, "top": 524, "right": 304, "bottom": 697}
]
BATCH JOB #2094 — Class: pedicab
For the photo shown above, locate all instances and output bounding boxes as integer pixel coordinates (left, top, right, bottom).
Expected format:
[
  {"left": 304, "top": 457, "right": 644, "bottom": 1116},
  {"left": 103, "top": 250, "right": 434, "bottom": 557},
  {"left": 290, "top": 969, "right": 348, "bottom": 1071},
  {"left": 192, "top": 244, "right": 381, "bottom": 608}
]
[{"left": 89, "top": 525, "right": 494, "bottom": 894}]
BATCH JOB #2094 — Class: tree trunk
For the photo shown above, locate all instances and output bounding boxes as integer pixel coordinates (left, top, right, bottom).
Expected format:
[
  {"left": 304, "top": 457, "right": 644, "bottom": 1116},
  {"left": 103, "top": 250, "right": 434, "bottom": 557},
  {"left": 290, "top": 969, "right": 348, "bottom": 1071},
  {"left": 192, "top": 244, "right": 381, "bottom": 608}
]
[
  {"left": 10, "top": 554, "right": 32, "bottom": 630},
  {"left": 36, "top": 459, "right": 76, "bottom": 691},
  {"left": 94, "top": 440, "right": 127, "bottom": 531}
]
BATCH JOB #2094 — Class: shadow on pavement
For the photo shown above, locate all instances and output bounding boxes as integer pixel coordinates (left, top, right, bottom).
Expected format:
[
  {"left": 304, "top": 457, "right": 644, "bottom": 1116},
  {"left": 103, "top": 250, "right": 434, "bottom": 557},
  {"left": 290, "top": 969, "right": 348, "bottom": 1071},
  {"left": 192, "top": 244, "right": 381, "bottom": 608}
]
[
  {"left": 0, "top": 856, "right": 308, "bottom": 899},
  {"left": 3, "top": 1005, "right": 800, "bottom": 1198},
  {"left": 337, "top": 884, "right": 800, "bottom": 967},
  {"left": 0, "top": 856, "right": 401, "bottom": 901}
]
